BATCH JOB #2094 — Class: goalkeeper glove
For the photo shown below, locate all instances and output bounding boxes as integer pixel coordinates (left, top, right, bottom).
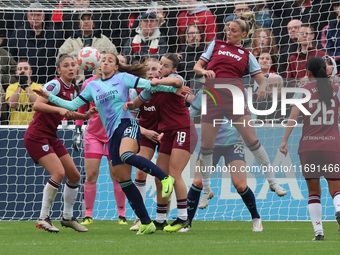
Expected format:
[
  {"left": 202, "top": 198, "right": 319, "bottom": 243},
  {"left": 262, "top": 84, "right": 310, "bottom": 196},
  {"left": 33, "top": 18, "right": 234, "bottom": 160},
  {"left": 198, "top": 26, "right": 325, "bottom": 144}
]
[{"left": 72, "top": 125, "right": 82, "bottom": 151}]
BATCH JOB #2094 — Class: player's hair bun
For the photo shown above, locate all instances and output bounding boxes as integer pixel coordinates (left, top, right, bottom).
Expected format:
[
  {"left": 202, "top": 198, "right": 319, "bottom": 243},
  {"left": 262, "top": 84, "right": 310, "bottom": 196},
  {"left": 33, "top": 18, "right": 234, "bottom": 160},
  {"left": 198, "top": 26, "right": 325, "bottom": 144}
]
[
  {"left": 176, "top": 54, "right": 183, "bottom": 62},
  {"left": 164, "top": 53, "right": 182, "bottom": 68}
]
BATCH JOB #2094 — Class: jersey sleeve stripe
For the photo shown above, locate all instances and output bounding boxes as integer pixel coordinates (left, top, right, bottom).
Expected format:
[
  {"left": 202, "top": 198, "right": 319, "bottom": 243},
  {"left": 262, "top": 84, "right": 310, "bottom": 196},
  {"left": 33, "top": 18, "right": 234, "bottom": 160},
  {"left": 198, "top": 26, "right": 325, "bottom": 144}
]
[
  {"left": 79, "top": 95, "right": 90, "bottom": 104},
  {"left": 200, "top": 56, "right": 209, "bottom": 63},
  {"left": 250, "top": 69, "right": 262, "bottom": 76},
  {"left": 191, "top": 104, "right": 200, "bottom": 111},
  {"left": 138, "top": 93, "right": 148, "bottom": 103},
  {"left": 134, "top": 77, "right": 140, "bottom": 89}
]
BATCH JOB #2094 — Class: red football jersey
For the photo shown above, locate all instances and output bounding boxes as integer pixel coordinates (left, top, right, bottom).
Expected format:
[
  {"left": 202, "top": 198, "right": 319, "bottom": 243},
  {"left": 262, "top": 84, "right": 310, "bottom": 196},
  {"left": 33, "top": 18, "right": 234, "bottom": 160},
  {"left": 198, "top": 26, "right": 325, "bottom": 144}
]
[
  {"left": 201, "top": 40, "right": 261, "bottom": 78},
  {"left": 151, "top": 74, "right": 191, "bottom": 131},
  {"left": 298, "top": 82, "right": 340, "bottom": 154},
  {"left": 136, "top": 88, "right": 159, "bottom": 131},
  {"left": 152, "top": 91, "right": 191, "bottom": 131},
  {"left": 27, "top": 78, "right": 76, "bottom": 138}
]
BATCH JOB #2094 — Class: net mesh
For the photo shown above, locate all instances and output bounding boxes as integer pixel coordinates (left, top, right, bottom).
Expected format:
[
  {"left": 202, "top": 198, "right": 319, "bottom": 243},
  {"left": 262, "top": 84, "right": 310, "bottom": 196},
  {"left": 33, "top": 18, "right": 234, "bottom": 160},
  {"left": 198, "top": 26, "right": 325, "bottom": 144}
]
[{"left": 0, "top": 0, "right": 338, "bottom": 221}]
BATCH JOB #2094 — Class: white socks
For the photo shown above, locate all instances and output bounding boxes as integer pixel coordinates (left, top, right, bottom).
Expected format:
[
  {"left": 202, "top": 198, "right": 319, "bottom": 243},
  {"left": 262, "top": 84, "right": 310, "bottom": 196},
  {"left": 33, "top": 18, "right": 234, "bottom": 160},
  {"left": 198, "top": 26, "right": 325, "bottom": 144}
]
[
  {"left": 63, "top": 182, "right": 79, "bottom": 220},
  {"left": 308, "top": 195, "right": 323, "bottom": 236},
  {"left": 249, "top": 141, "right": 276, "bottom": 185},
  {"left": 200, "top": 149, "right": 213, "bottom": 193},
  {"left": 40, "top": 179, "right": 59, "bottom": 219},
  {"left": 333, "top": 191, "right": 340, "bottom": 212}
]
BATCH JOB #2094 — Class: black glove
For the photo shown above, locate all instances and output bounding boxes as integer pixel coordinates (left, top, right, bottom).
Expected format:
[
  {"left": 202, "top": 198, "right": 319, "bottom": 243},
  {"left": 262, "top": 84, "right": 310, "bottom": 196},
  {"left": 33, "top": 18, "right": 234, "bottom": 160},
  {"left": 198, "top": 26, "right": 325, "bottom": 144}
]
[
  {"left": 18, "top": 72, "right": 29, "bottom": 90},
  {"left": 72, "top": 125, "right": 82, "bottom": 151}
]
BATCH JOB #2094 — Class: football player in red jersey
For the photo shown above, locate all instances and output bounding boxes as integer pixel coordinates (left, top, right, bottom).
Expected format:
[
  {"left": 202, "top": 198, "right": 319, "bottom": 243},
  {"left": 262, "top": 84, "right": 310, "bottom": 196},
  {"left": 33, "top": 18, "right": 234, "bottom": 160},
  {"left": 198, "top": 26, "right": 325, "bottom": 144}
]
[
  {"left": 125, "top": 53, "right": 197, "bottom": 232},
  {"left": 151, "top": 54, "right": 198, "bottom": 232},
  {"left": 147, "top": 54, "right": 198, "bottom": 232},
  {"left": 280, "top": 57, "right": 340, "bottom": 241},
  {"left": 193, "top": 18, "right": 286, "bottom": 208},
  {"left": 24, "top": 55, "right": 97, "bottom": 233}
]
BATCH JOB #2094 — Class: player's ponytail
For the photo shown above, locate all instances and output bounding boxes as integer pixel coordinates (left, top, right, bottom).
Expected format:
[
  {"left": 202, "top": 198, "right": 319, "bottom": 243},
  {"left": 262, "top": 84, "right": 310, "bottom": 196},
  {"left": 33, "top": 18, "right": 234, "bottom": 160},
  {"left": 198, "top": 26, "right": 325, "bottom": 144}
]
[
  {"left": 73, "top": 78, "right": 80, "bottom": 96},
  {"left": 164, "top": 53, "right": 182, "bottom": 69},
  {"left": 241, "top": 11, "right": 256, "bottom": 36},
  {"left": 111, "top": 54, "right": 148, "bottom": 77},
  {"left": 118, "top": 62, "right": 148, "bottom": 77},
  {"left": 306, "top": 57, "right": 333, "bottom": 106}
]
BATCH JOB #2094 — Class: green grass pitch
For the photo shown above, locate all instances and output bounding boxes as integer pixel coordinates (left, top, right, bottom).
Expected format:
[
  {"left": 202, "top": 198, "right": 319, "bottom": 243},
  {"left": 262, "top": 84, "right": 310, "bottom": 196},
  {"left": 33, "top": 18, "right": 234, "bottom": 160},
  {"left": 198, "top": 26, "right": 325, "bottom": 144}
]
[{"left": 1, "top": 221, "right": 339, "bottom": 255}]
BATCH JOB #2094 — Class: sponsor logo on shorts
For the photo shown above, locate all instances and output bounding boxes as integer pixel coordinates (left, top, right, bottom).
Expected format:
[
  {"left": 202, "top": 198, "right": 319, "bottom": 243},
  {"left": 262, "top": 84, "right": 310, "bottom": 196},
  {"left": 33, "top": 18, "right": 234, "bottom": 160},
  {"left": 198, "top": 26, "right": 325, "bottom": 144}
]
[{"left": 42, "top": 145, "right": 49, "bottom": 152}]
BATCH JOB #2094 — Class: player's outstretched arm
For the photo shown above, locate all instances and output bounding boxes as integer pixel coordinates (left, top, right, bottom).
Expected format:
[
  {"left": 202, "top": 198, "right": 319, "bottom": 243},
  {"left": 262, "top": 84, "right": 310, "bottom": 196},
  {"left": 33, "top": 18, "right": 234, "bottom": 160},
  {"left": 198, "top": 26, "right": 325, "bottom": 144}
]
[
  {"left": 68, "top": 107, "right": 98, "bottom": 120},
  {"left": 33, "top": 88, "right": 50, "bottom": 100},
  {"left": 33, "top": 89, "right": 87, "bottom": 111},
  {"left": 33, "top": 91, "right": 97, "bottom": 120},
  {"left": 151, "top": 77, "right": 183, "bottom": 88},
  {"left": 33, "top": 95, "right": 70, "bottom": 116},
  {"left": 279, "top": 106, "right": 300, "bottom": 156}
]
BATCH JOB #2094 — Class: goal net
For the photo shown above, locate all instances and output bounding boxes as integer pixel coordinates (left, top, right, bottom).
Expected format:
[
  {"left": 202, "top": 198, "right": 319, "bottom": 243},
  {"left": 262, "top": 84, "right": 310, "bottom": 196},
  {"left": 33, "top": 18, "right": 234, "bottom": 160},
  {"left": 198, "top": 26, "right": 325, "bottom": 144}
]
[{"left": 0, "top": 0, "right": 338, "bottom": 221}]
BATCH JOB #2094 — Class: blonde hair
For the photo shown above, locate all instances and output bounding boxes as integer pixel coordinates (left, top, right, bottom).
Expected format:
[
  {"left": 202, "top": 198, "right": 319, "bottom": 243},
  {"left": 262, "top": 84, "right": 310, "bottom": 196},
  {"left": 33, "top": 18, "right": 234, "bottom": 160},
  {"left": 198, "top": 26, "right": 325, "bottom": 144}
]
[
  {"left": 231, "top": 11, "right": 256, "bottom": 37},
  {"left": 232, "top": 19, "right": 250, "bottom": 34},
  {"left": 242, "top": 11, "right": 256, "bottom": 35},
  {"left": 143, "top": 57, "right": 160, "bottom": 64}
]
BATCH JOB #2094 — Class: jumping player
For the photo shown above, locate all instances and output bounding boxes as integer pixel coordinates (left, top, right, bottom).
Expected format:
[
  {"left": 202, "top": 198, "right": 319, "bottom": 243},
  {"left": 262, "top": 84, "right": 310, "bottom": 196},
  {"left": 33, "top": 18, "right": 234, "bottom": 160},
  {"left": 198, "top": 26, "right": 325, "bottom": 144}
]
[
  {"left": 179, "top": 90, "right": 262, "bottom": 232},
  {"left": 25, "top": 55, "right": 96, "bottom": 233},
  {"left": 193, "top": 18, "right": 286, "bottom": 209},
  {"left": 280, "top": 57, "right": 340, "bottom": 241}
]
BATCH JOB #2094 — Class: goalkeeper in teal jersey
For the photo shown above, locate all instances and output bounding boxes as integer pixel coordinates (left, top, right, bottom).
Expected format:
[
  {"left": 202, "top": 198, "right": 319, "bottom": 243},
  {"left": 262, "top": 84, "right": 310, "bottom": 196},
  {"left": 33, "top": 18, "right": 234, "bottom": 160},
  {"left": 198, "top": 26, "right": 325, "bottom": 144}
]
[
  {"left": 34, "top": 53, "right": 189, "bottom": 235},
  {"left": 179, "top": 90, "right": 262, "bottom": 232}
]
